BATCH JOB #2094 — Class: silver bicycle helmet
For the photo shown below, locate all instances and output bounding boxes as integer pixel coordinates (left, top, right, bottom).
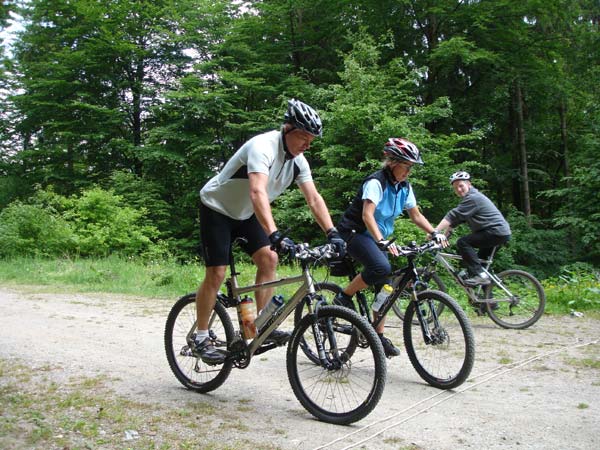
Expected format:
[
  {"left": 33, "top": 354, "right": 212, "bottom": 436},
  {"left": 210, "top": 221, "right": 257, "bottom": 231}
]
[
  {"left": 449, "top": 171, "right": 471, "bottom": 184},
  {"left": 383, "top": 138, "right": 424, "bottom": 164},
  {"left": 284, "top": 99, "right": 323, "bottom": 137}
]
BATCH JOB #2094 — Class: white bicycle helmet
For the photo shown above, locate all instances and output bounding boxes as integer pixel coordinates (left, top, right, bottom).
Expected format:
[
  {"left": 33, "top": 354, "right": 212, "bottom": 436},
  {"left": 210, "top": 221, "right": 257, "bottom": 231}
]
[
  {"left": 449, "top": 171, "right": 471, "bottom": 184},
  {"left": 284, "top": 99, "right": 323, "bottom": 137}
]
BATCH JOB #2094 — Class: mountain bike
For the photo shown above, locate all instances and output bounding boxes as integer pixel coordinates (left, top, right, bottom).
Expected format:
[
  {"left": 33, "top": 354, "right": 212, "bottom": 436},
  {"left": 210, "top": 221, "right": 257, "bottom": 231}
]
[
  {"left": 393, "top": 245, "right": 546, "bottom": 329},
  {"left": 164, "top": 239, "right": 387, "bottom": 425},
  {"left": 294, "top": 240, "right": 475, "bottom": 390}
]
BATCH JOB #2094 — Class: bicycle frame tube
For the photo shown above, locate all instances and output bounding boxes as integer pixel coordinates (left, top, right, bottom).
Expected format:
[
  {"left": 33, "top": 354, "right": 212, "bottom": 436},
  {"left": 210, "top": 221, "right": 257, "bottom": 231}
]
[
  {"left": 432, "top": 252, "right": 467, "bottom": 286},
  {"left": 371, "top": 266, "right": 414, "bottom": 329},
  {"left": 433, "top": 252, "right": 513, "bottom": 304},
  {"left": 480, "top": 267, "right": 514, "bottom": 298},
  {"left": 431, "top": 252, "right": 482, "bottom": 302},
  {"left": 227, "top": 265, "right": 317, "bottom": 357}
]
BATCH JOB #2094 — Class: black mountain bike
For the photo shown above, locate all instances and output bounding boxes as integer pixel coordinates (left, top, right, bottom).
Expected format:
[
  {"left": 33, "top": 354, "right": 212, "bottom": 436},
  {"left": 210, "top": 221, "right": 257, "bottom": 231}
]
[{"left": 294, "top": 240, "right": 475, "bottom": 390}]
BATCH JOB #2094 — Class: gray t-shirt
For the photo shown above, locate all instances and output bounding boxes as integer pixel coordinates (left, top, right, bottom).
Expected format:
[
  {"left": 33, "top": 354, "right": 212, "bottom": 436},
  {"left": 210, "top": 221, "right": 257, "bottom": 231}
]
[
  {"left": 444, "top": 187, "right": 511, "bottom": 236},
  {"left": 200, "top": 129, "right": 312, "bottom": 220}
]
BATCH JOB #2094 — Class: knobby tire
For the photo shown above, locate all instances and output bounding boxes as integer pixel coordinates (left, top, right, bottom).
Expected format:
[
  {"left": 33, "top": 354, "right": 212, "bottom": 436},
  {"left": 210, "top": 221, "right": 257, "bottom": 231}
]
[
  {"left": 287, "top": 305, "right": 386, "bottom": 425},
  {"left": 165, "top": 293, "right": 235, "bottom": 393},
  {"left": 403, "top": 290, "right": 475, "bottom": 389}
]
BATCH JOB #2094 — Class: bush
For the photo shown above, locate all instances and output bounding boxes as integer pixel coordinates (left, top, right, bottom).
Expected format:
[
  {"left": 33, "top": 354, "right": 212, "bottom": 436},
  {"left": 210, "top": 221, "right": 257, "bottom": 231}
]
[
  {"left": 0, "top": 202, "right": 76, "bottom": 257},
  {"left": 66, "top": 188, "right": 160, "bottom": 257},
  {"left": 505, "top": 209, "right": 569, "bottom": 278},
  {"left": 0, "top": 187, "right": 161, "bottom": 258}
]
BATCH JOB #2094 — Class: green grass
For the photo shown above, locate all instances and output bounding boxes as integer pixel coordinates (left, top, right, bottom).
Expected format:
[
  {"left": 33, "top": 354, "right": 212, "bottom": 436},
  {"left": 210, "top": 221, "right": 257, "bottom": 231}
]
[
  {"left": 0, "top": 255, "right": 327, "bottom": 300},
  {"left": 564, "top": 357, "right": 600, "bottom": 370},
  {"left": 0, "top": 256, "right": 597, "bottom": 315}
]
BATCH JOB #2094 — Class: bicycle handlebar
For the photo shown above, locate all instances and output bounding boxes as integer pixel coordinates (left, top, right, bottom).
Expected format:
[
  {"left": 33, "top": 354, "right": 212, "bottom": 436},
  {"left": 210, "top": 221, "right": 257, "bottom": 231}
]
[
  {"left": 396, "top": 240, "right": 442, "bottom": 257},
  {"left": 293, "top": 243, "right": 339, "bottom": 262}
]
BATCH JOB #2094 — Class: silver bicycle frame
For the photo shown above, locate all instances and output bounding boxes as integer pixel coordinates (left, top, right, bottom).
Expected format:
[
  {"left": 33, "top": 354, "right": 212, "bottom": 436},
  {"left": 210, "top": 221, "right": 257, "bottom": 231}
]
[
  {"left": 227, "top": 265, "right": 317, "bottom": 357},
  {"left": 433, "top": 251, "right": 514, "bottom": 303}
]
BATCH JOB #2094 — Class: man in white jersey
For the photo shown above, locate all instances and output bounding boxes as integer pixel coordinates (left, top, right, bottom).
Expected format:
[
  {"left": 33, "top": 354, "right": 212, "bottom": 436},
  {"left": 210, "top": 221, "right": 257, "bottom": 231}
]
[{"left": 194, "top": 99, "right": 346, "bottom": 364}]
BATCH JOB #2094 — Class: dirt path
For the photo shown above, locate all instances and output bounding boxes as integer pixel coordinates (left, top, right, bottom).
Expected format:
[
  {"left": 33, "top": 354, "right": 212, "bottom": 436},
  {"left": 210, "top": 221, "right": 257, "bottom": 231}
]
[{"left": 1, "top": 286, "right": 599, "bottom": 449}]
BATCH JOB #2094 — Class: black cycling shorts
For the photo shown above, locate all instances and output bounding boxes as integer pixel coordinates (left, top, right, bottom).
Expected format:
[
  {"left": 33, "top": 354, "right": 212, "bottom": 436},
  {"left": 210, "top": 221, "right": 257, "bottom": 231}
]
[{"left": 199, "top": 202, "right": 271, "bottom": 267}]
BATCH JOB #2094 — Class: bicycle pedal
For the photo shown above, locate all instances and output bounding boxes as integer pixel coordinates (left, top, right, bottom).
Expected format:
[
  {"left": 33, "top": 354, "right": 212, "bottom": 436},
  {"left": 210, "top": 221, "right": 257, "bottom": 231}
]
[{"left": 180, "top": 345, "right": 194, "bottom": 357}]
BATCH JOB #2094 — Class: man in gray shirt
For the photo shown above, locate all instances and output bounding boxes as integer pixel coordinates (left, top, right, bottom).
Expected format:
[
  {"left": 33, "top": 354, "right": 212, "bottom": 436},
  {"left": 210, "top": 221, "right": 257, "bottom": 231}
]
[{"left": 433, "top": 171, "right": 511, "bottom": 286}]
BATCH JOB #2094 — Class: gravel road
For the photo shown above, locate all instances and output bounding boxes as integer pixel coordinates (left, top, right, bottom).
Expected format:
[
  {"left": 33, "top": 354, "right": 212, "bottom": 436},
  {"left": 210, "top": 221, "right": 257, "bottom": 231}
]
[{"left": 1, "top": 286, "right": 598, "bottom": 449}]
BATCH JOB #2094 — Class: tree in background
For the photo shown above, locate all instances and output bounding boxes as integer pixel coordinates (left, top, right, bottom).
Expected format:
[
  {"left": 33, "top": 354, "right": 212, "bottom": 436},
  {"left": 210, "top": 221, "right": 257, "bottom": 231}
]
[
  {"left": 273, "top": 30, "right": 483, "bottom": 242},
  {"left": 0, "top": 0, "right": 597, "bottom": 270},
  {"left": 8, "top": 0, "right": 216, "bottom": 193}
]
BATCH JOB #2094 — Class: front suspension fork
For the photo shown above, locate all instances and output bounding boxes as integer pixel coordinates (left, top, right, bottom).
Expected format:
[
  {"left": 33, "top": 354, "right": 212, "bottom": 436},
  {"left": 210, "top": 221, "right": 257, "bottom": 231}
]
[{"left": 414, "top": 293, "right": 439, "bottom": 345}]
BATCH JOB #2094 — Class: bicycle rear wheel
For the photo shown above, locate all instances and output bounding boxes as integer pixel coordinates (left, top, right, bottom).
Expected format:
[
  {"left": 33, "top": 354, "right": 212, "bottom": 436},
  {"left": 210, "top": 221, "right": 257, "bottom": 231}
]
[
  {"left": 484, "top": 269, "right": 546, "bottom": 329},
  {"left": 403, "top": 290, "right": 474, "bottom": 389},
  {"left": 164, "top": 293, "right": 235, "bottom": 393},
  {"left": 287, "top": 305, "right": 386, "bottom": 425},
  {"left": 392, "top": 269, "right": 447, "bottom": 323}
]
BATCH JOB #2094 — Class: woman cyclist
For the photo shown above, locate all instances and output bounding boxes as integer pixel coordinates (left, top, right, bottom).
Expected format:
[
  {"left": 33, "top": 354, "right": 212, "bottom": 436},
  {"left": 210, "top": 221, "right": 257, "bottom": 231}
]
[{"left": 334, "top": 138, "right": 448, "bottom": 357}]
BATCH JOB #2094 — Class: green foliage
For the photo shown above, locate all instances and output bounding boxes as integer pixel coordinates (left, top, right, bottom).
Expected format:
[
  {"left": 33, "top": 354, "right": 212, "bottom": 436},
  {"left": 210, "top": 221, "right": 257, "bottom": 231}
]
[
  {"left": 0, "top": 0, "right": 597, "bottom": 273},
  {"left": 0, "top": 187, "right": 160, "bottom": 258},
  {"left": 541, "top": 161, "right": 600, "bottom": 262},
  {"left": 0, "top": 202, "right": 76, "bottom": 257},
  {"left": 65, "top": 188, "right": 158, "bottom": 257},
  {"left": 108, "top": 170, "right": 173, "bottom": 237},
  {"left": 505, "top": 208, "right": 569, "bottom": 278},
  {"left": 543, "top": 263, "right": 600, "bottom": 313}
]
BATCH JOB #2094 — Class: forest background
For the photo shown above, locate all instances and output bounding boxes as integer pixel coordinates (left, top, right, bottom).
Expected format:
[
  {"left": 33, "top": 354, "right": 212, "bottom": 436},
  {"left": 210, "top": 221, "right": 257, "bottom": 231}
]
[{"left": 0, "top": 0, "right": 598, "bottom": 310}]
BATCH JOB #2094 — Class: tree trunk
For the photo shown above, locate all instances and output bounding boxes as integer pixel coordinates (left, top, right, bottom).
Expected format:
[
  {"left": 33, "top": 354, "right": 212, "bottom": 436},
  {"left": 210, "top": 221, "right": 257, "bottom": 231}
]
[
  {"left": 288, "top": 7, "right": 302, "bottom": 71},
  {"left": 514, "top": 79, "right": 531, "bottom": 221},
  {"left": 559, "top": 97, "right": 570, "bottom": 185}
]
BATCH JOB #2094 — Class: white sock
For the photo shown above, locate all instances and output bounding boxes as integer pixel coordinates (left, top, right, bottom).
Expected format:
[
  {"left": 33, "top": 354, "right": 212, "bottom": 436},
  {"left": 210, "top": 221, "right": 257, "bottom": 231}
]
[{"left": 195, "top": 330, "right": 209, "bottom": 342}]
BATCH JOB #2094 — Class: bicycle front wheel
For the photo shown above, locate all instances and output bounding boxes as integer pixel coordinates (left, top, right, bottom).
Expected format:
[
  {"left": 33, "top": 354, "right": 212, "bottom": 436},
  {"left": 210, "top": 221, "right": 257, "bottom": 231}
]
[
  {"left": 403, "top": 290, "right": 475, "bottom": 389},
  {"left": 294, "top": 282, "right": 356, "bottom": 365},
  {"left": 164, "top": 293, "right": 235, "bottom": 393},
  {"left": 287, "top": 305, "right": 386, "bottom": 425},
  {"left": 485, "top": 269, "right": 546, "bottom": 329}
]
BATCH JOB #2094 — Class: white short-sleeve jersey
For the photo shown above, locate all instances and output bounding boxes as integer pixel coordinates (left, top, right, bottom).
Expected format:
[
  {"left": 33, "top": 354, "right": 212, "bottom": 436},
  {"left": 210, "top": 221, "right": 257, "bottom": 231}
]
[{"left": 200, "top": 130, "right": 313, "bottom": 220}]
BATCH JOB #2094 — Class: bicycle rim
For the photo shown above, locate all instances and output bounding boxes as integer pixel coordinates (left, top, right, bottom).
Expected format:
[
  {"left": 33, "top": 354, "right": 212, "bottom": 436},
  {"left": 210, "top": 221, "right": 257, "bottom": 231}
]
[
  {"left": 403, "top": 290, "right": 475, "bottom": 389},
  {"left": 485, "top": 270, "right": 546, "bottom": 329},
  {"left": 287, "top": 305, "right": 386, "bottom": 425},
  {"left": 164, "top": 293, "right": 235, "bottom": 393}
]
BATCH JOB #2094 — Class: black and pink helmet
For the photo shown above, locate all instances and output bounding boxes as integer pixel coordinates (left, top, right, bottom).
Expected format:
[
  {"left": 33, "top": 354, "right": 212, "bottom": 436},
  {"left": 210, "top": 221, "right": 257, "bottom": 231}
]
[{"left": 383, "top": 138, "right": 424, "bottom": 164}]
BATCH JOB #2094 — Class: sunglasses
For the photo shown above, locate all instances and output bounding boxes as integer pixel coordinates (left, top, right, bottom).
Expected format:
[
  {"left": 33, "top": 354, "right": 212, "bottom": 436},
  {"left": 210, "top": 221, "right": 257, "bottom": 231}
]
[{"left": 394, "top": 162, "right": 414, "bottom": 171}]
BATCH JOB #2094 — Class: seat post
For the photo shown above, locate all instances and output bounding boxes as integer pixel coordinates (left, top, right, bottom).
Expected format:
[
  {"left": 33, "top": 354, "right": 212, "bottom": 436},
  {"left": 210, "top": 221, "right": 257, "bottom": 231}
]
[{"left": 483, "top": 246, "right": 499, "bottom": 270}]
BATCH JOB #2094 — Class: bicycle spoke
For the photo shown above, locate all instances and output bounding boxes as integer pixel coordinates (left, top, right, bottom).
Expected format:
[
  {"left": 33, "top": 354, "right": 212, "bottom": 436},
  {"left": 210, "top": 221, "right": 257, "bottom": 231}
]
[
  {"left": 485, "top": 270, "right": 546, "bottom": 329},
  {"left": 165, "top": 294, "right": 234, "bottom": 393},
  {"left": 403, "top": 291, "right": 474, "bottom": 389},
  {"left": 288, "top": 306, "right": 386, "bottom": 425}
]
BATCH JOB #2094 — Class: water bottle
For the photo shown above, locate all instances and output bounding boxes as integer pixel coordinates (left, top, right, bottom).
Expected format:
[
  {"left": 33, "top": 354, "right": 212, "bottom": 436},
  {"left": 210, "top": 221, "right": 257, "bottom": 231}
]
[
  {"left": 372, "top": 284, "right": 393, "bottom": 312},
  {"left": 238, "top": 296, "right": 257, "bottom": 339},
  {"left": 255, "top": 295, "right": 284, "bottom": 331}
]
